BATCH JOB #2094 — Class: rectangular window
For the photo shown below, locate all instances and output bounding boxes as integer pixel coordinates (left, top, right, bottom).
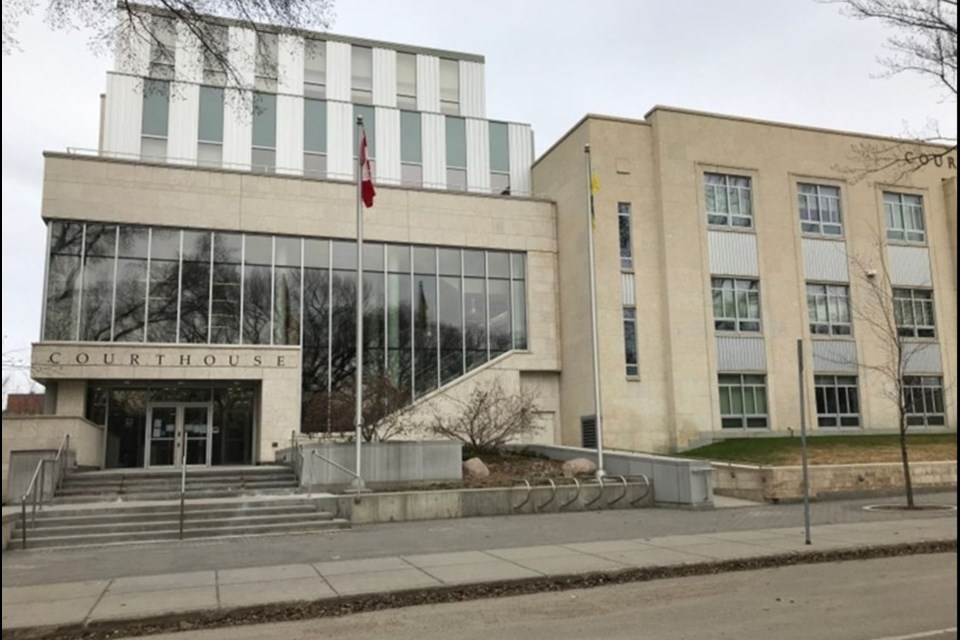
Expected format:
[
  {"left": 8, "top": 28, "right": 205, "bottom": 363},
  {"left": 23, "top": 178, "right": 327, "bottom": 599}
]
[
  {"left": 210, "top": 232, "right": 241, "bottom": 344},
  {"left": 273, "top": 236, "right": 301, "bottom": 346},
  {"left": 351, "top": 45, "right": 373, "bottom": 104},
  {"left": 623, "top": 307, "right": 638, "bottom": 376},
  {"left": 304, "top": 98, "right": 327, "bottom": 178},
  {"left": 903, "top": 376, "right": 946, "bottom": 426},
  {"left": 798, "top": 183, "right": 842, "bottom": 236},
  {"left": 397, "top": 52, "right": 417, "bottom": 110},
  {"left": 242, "top": 234, "right": 272, "bottom": 345},
  {"left": 815, "top": 375, "right": 860, "bottom": 427},
  {"left": 439, "top": 58, "right": 459, "bottom": 115},
  {"left": 149, "top": 16, "right": 176, "bottom": 79},
  {"left": 445, "top": 116, "right": 466, "bottom": 191},
  {"left": 79, "top": 224, "right": 117, "bottom": 342},
  {"left": 400, "top": 110, "right": 422, "bottom": 187},
  {"left": 893, "top": 288, "right": 935, "bottom": 338},
  {"left": 198, "top": 86, "right": 224, "bottom": 168},
  {"left": 807, "top": 283, "right": 852, "bottom": 336},
  {"left": 711, "top": 278, "right": 761, "bottom": 332},
  {"left": 141, "top": 79, "right": 170, "bottom": 161},
  {"left": 304, "top": 39, "right": 326, "bottom": 99},
  {"left": 147, "top": 228, "right": 180, "bottom": 343},
  {"left": 489, "top": 121, "right": 510, "bottom": 195},
  {"left": 254, "top": 32, "right": 278, "bottom": 91},
  {"left": 618, "top": 202, "right": 633, "bottom": 270},
  {"left": 113, "top": 226, "right": 149, "bottom": 342},
  {"left": 705, "top": 173, "right": 753, "bottom": 228},
  {"left": 252, "top": 92, "right": 277, "bottom": 173},
  {"left": 884, "top": 192, "right": 925, "bottom": 243},
  {"left": 718, "top": 374, "right": 768, "bottom": 429},
  {"left": 202, "top": 25, "right": 228, "bottom": 86}
]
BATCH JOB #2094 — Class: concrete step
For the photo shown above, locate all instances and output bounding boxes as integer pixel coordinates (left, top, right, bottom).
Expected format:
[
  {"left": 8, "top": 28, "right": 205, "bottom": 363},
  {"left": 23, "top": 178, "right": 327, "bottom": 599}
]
[
  {"left": 8, "top": 518, "right": 350, "bottom": 550},
  {"left": 25, "top": 504, "right": 325, "bottom": 527},
  {"left": 61, "top": 472, "right": 296, "bottom": 485},
  {"left": 50, "top": 488, "right": 302, "bottom": 504},
  {"left": 56, "top": 480, "right": 297, "bottom": 494},
  {"left": 62, "top": 466, "right": 293, "bottom": 480}
]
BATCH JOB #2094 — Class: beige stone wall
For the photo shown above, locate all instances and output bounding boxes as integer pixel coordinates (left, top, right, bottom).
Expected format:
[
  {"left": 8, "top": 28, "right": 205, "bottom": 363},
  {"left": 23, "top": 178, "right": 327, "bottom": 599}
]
[
  {"left": 536, "top": 108, "right": 958, "bottom": 453},
  {"left": 944, "top": 176, "right": 957, "bottom": 290},
  {"left": 1, "top": 416, "right": 103, "bottom": 496}
]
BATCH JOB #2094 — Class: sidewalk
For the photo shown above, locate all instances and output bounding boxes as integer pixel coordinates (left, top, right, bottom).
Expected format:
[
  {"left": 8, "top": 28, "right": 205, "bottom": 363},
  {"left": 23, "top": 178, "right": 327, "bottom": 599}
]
[{"left": 2, "top": 511, "right": 955, "bottom": 631}]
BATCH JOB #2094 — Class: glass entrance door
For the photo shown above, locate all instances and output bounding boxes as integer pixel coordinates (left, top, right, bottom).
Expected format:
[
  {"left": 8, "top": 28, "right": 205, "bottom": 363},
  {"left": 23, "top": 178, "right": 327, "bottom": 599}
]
[{"left": 146, "top": 403, "right": 212, "bottom": 468}]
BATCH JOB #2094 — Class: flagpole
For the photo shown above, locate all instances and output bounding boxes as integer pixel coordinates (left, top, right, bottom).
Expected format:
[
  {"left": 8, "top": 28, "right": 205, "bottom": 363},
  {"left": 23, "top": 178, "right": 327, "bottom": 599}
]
[
  {"left": 584, "top": 144, "right": 605, "bottom": 477},
  {"left": 354, "top": 115, "right": 365, "bottom": 489}
]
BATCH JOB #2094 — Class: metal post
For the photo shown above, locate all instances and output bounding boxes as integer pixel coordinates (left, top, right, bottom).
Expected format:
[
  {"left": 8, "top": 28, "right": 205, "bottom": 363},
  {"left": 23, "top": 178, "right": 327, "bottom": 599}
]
[
  {"left": 20, "top": 500, "right": 27, "bottom": 549},
  {"left": 797, "top": 339, "right": 812, "bottom": 545},
  {"left": 180, "top": 431, "right": 187, "bottom": 540},
  {"left": 353, "top": 115, "right": 366, "bottom": 494},
  {"left": 584, "top": 144, "right": 605, "bottom": 477}
]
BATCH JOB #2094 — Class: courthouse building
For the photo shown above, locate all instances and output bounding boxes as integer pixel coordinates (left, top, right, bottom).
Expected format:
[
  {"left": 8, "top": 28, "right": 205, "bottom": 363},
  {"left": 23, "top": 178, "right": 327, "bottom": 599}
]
[{"left": 25, "top": 9, "right": 957, "bottom": 471}]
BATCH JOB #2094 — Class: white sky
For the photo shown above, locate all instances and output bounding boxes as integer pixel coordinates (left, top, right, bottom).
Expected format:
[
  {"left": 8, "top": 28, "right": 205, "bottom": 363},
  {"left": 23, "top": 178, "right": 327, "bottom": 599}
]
[{"left": 1, "top": 0, "right": 956, "bottom": 391}]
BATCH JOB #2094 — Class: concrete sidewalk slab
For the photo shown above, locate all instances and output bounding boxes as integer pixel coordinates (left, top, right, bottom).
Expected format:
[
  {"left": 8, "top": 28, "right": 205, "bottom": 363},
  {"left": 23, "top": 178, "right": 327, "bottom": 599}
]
[
  {"left": 2, "top": 596, "right": 101, "bottom": 629},
  {"left": 108, "top": 571, "right": 216, "bottom": 594},
  {"left": 219, "top": 577, "right": 335, "bottom": 608},
  {"left": 89, "top": 585, "right": 218, "bottom": 622},
  {"left": 1, "top": 579, "right": 108, "bottom": 604},
  {"left": 218, "top": 564, "right": 317, "bottom": 585},
  {"left": 418, "top": 559, "right": 541, "bottom": 584},
  {"left": 314, "top": 556, "right": 411, "bottom": 576},
  {"left": 511, "top": 553, "right": 626, "bottom": 575},
  {"left": 322, "top": 567, "right": 440, "bottom": 596}
]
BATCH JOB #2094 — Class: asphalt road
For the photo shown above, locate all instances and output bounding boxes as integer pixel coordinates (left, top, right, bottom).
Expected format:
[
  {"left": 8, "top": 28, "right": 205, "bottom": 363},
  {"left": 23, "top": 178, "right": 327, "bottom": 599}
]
[{"left": 130, "top": 553, "right": 957, "bottom": 640}]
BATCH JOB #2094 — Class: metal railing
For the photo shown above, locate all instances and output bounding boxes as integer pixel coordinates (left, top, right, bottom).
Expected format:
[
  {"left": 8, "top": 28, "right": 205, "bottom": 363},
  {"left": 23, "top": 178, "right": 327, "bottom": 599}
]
[
  {"left": 308, "top": 449, "right": 365, "bottom": 500},
  {"left": 179, "top": 443, "right": 188, "bottom": 540},
  {"left": 19, "top": 434, "right": 70, "bottom": 550},
  {"left": 511, "top": 473, "right": 651, "bottom": 512}
]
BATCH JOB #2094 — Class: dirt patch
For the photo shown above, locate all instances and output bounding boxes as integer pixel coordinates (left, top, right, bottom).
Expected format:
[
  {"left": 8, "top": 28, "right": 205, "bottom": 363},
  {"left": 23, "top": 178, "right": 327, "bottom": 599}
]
[{"left": 779, "top": 444, "right": 957, "bottom": 466}]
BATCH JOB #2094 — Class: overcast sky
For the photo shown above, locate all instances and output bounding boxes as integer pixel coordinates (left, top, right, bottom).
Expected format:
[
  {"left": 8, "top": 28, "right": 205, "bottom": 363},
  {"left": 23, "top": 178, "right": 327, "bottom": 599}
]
[{"left": 1, "top": 0, "right": 956, "bottom": 392}]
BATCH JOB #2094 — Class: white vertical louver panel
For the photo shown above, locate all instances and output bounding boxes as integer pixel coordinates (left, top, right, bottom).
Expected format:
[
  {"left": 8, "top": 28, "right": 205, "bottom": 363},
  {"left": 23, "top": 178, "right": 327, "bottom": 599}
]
[
  {"left": 802, "top": 238, "right": 849, "bottom": 282},
  {"left": 888, "top": 245, "right": 933, "bottom": 286},
  {"left": 222, "top": 89, "right": 252, "bottom": 169},
  {"left": 621, "top": 272, "right": 636, "bottom": 306},
  {"left": 716, "top": 337, "right": 767, "bottom": 372},
  {"left": 326, "top": 100, "right": 353, "bottom": 181},
  {"left": 325, "top": 41, "right": 351, "bottom": 102},
  {"left": 903, "top": 341, "right": 943, "bottom": 373},
  {"left": 708, "top": 231, "right": 760, "bottom": 277},
  {"left": 103, "top": 73, "right": 143, "bottom": 158},
  {"left": 166, "top": 82, "right": 199, "bottom": 165},
  {"left": 175, "top": 21, "right": 202, "bottom": 83},
  {"left": 421, "top": 112, "right": 446, "bottom": 189},
  {"left": 459, "top": 60, "right": 485, "bottom": 118},
  {"left": 507, "top": 123, "right": 533, "bottom": 197},
  {"left": 278, "top": 34, "right": 304, "bottom": 94},
  {"left": 416, "top": 54, "right": 440, "bottom": 113},
  {"left": 811, "top": 340, "right": 858, "bottom": 373},
  {"left": 375, "top": 107, "right": 401, "bottom": 186},
  {"left": 114, "top": 10, "right": 150, "bottom": 76},
  {"left": 227, "top": 26, "right": 256, "bottom": 88},
  {"left": 372, "top": 48, "right": 397, "bottom": 108},
  {"left": 465, "top": 118, "right": 490, "bottom": 194},
  {"left": 276, "top": 94, "right": 304, "bottom": 175}
]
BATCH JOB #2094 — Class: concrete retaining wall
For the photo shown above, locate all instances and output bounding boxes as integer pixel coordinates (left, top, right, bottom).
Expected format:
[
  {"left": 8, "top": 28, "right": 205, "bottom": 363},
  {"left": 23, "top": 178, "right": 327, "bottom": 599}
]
[
  {"left": 713, "top": 460, "right": 958, "bottom": 502},
  {"left": 1, "top": 511, "right": 19, "bottom": 552},
  {"left": 346, "top": 480, "right": 654, "bottom": 524},
  {"left": 517, "top": 444, "right": 713, "bottom": 507},
  {"left": 2, "top": 416, "right": 101, "bottom": 500}
]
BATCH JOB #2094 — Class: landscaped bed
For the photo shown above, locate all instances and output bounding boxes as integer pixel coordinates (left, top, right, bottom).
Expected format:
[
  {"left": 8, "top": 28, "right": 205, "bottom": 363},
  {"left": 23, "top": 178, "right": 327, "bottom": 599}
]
[{"left": 683, "top": 434, "right": 957, "bottom": 466}]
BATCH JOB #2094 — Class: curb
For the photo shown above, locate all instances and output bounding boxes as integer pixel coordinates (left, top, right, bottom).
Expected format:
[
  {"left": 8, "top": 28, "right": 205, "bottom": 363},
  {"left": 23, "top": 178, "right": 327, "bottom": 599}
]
[{"left": 5, "top": 539, "right": 956, "bottom": 640}]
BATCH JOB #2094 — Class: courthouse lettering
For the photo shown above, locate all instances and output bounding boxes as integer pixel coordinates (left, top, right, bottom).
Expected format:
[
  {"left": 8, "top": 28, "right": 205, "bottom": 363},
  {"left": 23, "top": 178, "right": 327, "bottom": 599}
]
[{"left": 45, "top": 351, "right": 293, "bottom": 368}]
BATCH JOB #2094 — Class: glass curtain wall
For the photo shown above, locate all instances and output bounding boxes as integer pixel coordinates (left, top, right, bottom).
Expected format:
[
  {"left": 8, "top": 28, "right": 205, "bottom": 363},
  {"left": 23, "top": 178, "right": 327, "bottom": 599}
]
[{"left": 44, "top": 220, "right": 529, "bottom": 433}]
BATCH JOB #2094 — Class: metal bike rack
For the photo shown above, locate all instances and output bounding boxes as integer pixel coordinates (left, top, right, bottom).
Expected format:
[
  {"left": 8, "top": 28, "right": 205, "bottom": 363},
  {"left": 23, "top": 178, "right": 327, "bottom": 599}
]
[
  {"left": 606, "top": 475, "right": 628, "bottom": 506},
  {"left": 627, "top": 474, "right": 652, "bottom": 506},
  {"left": 583, "top": 476, "right": 606, "bottom": 508},
  {"left": 512, "top": 479, "right": 532, "bottom": 511},
  {"left": 535, "top": 478, "right": 557, "bottom": 510},
  {"left": 559, "top": 477, "right": 581, "bottom": 510}
]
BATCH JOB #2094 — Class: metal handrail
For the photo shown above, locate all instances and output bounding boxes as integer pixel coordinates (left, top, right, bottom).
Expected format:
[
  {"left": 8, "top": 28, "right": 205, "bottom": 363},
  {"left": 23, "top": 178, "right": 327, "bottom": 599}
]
[
  {"left": 179, "top": 443, "right": 187, "bottom": 540},
  {"left": 20, "top": 433, "right": 70, "bottom": 549},
  {"left": 309, "top": 450, "right": 365, "bottom": 498}
]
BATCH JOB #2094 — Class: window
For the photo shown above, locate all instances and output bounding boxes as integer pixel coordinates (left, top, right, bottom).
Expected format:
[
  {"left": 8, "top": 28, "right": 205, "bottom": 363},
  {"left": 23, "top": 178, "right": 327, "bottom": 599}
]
[
  {"left": 351, "top": 45, "right": 373, "bottom": 104},
  {"left": 198, "top": 86, "right": 224, "bottom": 168},
  {"left": 304, "top": 39, "right": 326, "bottom": 98},
  {"left": 489, "top": 121, "right": 510, "bottom": 195},
  {"left": 815, "top": 375, "right": 860, "bottom": 427},
  {"left": 252, "top": 92, "right": 277, "bottom": 173},
  {"left": 400, "top": 111, "right": 422, "bottom": 187},
  {"left": 798, "top": 183, "right": 842, "bottom": 236},
  {"left": 141, "top": 79, "right": 170, "bottom": 161},
  {"left": 705, "top": 173, "right": 752, "bottom": 228},
  {"left": 719, "top": 374, "right": 768, "bottom": 429},
  {"left": 618, "top": 202, "right": 633, "bottom": 270},
  {"left": 894, "top": 288, "right": 935, "bottom": 338},
  {"left": 711, "top": 278, "right": 761, "bottom": 332},
  {"left": 202, "top": 25, "right": 228, "bottom": 85},
  {"left": 445, "top": 116, "right": 466, "bottom": 190},
  {"left": 254, "top": 32, "right": 278, "bottom": 91},
  {"left": 397, "top": 52, "right": 417, "bottom": 110},
  {"left": 304, "top": 98, "right": 327, "bottom": 178},
  {"left": 807, "top": 283, "right": 851, "bottom": 336},
  {"left": 623, "top": 307, "right": 638, "bottom": 376},
  {"left": 903, "top": 376, "right": 946, "bottom": 426},
  {"left": 149, "top": 16, "right": 176, "bottom": 79},
  {"left": 884, "top": 192, "right": 925, "bottom": 243},
  {"left": 439, "top": 58, "right": 459, "bottom": 115}
]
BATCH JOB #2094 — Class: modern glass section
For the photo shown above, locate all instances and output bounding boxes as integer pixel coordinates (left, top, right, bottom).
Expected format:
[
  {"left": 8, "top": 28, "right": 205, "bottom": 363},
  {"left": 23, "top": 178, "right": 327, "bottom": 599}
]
[
  {"left": 400, "top": 110, "right": 422, "bottom": 187},
  {"left": 798, "top": 183, "right": 842, "bottom": 236},
  {"left": 489, "top": 121, "right": 510, "bottom": 195},
  {"left": 141, "top": 79, "right": 170, "bottom": 161},
  {"left": 884, "top": 192, "right": 925, "bottom": 243},
  {"left": 304, "top": 39, "right": 326, "bottom": 98},
  {"left": 807, "top": 283, "right": 852, "bottom": 336},
  {"left": 304, "top": 98, "right": 327, "bottom": 178},
  {"left": 252, "top": 92, "right": 277, "bottom": 173},
  {"left": 446, "top": 116, "right": 467, "bottom": 191},
  {"left": 705, "top": 173, "right": 752, "bottom": 228},
  {"left": 198, "top": 86, "right": 224, "bottom": 167},
  {"left": 718, "top": 374, "right": 768, "bottom": 429},
  {"left": 396, "top": 52, "right": 417, "bottom": 110},
  {"left": 815, "top": 375, "right": 860, "bottom": 427},
  {"left": 439, "top": 58, "right": 460, "bottom": 115},
  {"left": 351, "top": 45, "right": 373, "bottom": 104},
  {"left": 44, "top": 221, "right": 529, "bottom": 433}
]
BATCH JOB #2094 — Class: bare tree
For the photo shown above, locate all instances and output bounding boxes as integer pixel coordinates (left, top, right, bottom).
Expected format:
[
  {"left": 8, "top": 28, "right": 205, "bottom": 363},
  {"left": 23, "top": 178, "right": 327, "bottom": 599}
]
[
  {"left": 3, "top": 1, "right": 334, "bottom": 90},
  {"left": 430, "top": 379, "right": 542, "bottom": 453},
  {"left": 315, "top": 374, "right": 414, "bottom": 443},
  {"left": 830, "top": 0, "right": 958, "bottom": 178}
]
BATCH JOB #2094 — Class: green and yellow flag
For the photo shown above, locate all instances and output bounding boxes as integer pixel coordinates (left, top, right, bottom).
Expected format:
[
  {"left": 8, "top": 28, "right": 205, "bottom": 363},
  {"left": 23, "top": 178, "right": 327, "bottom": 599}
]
[{"left": 589, "top": 171, "right": 600, "bottom": 226}]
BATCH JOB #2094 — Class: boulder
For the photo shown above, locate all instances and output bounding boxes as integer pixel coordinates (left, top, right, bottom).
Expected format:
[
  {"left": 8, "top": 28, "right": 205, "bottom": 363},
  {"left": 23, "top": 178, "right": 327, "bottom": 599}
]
[
  {"left": 462, "top": 457, "right": 490, "bottom": 478},
  {"left": 562, "top": 457, "right": 598, "bottom": 478}
]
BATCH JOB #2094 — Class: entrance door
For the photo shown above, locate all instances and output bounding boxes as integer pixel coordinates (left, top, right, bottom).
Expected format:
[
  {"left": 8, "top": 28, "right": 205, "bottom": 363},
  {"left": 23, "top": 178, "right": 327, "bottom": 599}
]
[{"left": 146, "top": 403, "right": 212, "bottom": 468}]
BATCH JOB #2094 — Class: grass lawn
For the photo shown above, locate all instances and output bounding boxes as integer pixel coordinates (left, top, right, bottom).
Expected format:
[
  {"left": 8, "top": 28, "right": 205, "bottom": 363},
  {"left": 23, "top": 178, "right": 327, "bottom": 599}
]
[{"left": 683, "top": 433, "right": 957, "bottom": 466}]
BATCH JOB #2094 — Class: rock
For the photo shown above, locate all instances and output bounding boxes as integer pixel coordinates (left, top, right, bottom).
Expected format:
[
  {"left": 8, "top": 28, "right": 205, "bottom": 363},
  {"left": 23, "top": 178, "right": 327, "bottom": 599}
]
[
  {"left": 562, "top": 457, "right": 597, "bottom": 478},
  {"left": 462, "top": 457, "right": 490, "bottom": 478}
]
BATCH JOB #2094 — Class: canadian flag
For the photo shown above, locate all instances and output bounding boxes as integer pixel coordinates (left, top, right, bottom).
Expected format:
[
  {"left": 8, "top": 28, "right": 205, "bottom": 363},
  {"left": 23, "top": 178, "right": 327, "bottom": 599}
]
[{"left": 360, "top": 130, "right": 376, "bottom": 208}]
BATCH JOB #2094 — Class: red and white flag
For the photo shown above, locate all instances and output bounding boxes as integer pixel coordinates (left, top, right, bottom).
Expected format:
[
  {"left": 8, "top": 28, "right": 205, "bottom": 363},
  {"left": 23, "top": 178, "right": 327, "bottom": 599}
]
[{"left": 360, "top": 130, "right": 376, "bottom": 208}]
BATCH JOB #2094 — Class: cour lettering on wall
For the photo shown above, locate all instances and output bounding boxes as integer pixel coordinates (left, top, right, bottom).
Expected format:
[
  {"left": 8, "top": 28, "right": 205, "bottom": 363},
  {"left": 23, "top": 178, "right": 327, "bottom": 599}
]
[{"left": 903, "top": 150, "right": 958, "bottom": 170}]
